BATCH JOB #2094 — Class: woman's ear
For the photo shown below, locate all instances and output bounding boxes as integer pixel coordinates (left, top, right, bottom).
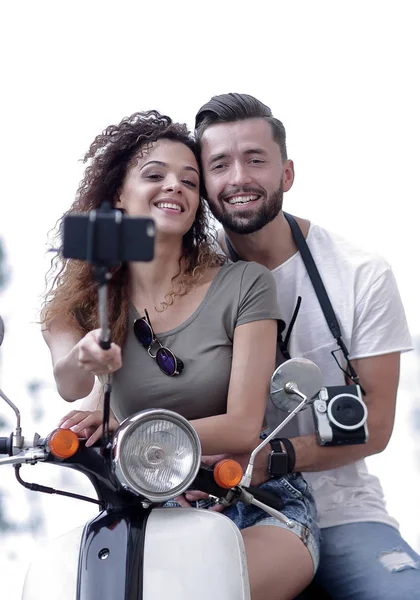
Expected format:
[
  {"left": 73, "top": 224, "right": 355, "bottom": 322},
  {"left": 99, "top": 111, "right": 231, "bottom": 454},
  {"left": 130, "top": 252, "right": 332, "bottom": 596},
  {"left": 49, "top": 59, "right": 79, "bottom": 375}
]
[{"left": 115, "top": 195, "right": 125, "bottom": 211}]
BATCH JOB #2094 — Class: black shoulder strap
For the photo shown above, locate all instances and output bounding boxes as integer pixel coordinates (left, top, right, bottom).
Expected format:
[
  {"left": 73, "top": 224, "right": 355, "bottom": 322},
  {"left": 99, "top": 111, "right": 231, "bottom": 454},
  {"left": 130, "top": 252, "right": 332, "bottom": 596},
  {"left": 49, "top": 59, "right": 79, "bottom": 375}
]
[
  {"left": 283, "top": 212, "right": 342, "bottom": 340},
  {"left": 283, "top": 212, "right": 364, "bottom": 392},
  {"left": 276, "top": 318, "right": 291, "bottom": 361},
  {"left": 225, "top": 235, "right": 241, "bottom": 262}
]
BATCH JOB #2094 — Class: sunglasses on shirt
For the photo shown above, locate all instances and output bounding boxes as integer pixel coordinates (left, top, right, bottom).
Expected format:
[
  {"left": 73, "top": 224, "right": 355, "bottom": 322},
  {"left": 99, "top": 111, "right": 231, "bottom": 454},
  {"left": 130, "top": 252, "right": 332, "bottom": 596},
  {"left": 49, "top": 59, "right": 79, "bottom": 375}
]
[{"left": 133, "top": 309, "right": 184, "bottom": 377}]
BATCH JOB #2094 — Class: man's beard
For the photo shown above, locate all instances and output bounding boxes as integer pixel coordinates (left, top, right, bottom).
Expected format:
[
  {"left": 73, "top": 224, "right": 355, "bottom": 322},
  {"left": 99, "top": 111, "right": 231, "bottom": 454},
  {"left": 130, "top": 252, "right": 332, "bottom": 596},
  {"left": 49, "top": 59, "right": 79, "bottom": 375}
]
[{"left": 208, "top": 184, "right": 283, "bottom": 235}]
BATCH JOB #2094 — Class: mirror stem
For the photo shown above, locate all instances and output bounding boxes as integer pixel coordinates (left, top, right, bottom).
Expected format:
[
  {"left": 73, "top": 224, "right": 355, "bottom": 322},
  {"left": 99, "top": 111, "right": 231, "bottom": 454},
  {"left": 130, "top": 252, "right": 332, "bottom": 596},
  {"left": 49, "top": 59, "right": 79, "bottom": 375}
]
[
  {"left": 241, "top": 384, "right": 308, "bottom": 487},
  {"left": 0, "top": 388, "right": 23, "bottom": 447}
]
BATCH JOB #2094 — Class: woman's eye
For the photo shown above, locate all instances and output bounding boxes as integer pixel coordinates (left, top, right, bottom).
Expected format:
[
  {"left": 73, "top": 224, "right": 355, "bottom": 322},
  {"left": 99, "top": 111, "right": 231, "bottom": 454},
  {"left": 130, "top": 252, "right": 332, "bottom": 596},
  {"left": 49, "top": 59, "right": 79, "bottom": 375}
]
[
  {"left": 182, "top": 179, "right": 197, "bottom": 188},
  {"left": 146, "top": 173, "right": 163, "bottom": 180}
]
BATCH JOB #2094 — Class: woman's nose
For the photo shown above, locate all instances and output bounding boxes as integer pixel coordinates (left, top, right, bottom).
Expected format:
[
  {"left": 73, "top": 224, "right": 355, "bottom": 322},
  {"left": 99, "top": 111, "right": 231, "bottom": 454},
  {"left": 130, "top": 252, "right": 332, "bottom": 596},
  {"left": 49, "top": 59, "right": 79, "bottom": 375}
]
[{"left": 163, "top": 176, "right": 182, "bottom": 194}]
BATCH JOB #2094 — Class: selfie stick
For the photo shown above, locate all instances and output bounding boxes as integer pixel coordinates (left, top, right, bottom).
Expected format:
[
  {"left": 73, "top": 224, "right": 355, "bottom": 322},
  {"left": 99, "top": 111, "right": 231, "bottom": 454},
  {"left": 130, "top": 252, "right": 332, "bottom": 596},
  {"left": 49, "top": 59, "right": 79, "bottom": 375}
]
[
  {"left": 64, "top": 201, "right": 155, "bottom": 451},
  {"left": 96, "top": 265, "right": 112, "bottom": 450},
  {"left": 86, "top": 202, "right": 121, "bottom": 450}
]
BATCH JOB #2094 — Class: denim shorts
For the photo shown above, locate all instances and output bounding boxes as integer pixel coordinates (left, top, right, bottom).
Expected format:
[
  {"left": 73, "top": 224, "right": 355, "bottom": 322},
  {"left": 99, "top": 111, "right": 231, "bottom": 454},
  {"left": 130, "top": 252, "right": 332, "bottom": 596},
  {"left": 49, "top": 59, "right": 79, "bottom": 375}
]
[
  {"left": 223, "top": 472, "right": 320, "bottom": 572},
  {"left": 166, "top": 472, "right": 320, "bottom": 573}
]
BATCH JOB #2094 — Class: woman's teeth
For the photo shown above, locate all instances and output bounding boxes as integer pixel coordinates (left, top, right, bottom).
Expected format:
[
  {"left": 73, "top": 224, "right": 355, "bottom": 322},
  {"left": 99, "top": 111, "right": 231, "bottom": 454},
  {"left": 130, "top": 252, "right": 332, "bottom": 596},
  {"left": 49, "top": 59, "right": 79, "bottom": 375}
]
[{"left": 156, "top": 202, "right": 182, "bottom": 212}]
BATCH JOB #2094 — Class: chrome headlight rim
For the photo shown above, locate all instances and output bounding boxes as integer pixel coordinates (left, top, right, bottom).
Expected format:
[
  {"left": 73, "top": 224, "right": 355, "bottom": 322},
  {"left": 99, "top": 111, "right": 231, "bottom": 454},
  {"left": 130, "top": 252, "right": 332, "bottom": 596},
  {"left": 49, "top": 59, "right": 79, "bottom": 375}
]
[{"left": 112, "top": 408, "right": 201, "bottom": 502}]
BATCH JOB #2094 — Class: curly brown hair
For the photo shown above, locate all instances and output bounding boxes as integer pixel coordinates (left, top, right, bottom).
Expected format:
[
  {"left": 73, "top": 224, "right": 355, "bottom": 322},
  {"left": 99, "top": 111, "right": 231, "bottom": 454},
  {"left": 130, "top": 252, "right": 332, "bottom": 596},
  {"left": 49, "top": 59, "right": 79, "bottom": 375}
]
[{"left": 42, "top": 110, "right": 224, "bottom": 347}]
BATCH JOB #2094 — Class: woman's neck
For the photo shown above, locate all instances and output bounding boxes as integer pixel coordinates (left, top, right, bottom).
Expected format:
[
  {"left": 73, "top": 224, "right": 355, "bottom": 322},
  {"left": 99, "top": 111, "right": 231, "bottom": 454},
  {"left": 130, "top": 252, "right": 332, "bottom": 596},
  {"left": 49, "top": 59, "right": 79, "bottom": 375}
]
[{"left": 127, "top": 236, "right": 184, "bottom": 307}]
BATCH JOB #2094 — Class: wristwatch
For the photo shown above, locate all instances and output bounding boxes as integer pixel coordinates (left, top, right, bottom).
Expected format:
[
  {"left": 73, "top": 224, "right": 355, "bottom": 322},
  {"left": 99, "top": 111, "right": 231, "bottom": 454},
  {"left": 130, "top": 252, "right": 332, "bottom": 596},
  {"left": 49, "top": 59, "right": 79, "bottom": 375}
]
[{"left": 268, "top": 438, "right": 288, "bottom": 478}]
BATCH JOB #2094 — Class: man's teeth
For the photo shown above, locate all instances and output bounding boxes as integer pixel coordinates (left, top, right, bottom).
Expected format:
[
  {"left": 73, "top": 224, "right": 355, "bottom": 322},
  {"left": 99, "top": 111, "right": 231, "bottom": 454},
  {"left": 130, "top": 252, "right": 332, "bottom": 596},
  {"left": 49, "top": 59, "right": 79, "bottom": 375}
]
[
  {"left": 156, "top": 202, "right": 182, "bottom": 211},
  {"left": 227, "top": 195, "right": 259, "bottom": 205}
]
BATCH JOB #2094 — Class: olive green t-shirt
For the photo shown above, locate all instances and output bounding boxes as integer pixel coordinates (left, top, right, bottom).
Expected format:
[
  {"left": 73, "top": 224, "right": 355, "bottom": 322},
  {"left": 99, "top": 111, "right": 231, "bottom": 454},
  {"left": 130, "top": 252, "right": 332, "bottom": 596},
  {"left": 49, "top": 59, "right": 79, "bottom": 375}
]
[{"left": 109, "top": 261, "right": 282, "bottom": 423}]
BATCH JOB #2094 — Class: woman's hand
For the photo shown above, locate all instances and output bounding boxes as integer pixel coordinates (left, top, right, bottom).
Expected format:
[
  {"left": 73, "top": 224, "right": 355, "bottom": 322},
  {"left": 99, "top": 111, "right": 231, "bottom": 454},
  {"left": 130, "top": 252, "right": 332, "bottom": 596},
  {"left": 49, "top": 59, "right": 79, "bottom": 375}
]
[
  {"left": 57, "top": 410, "right": 119, "bottom": 446},
  {"left": 175, "top": 454, "right": 228, "bottom": 511},
  {"left": 77, "top": 329, "right": 122, "bottom": 376}
]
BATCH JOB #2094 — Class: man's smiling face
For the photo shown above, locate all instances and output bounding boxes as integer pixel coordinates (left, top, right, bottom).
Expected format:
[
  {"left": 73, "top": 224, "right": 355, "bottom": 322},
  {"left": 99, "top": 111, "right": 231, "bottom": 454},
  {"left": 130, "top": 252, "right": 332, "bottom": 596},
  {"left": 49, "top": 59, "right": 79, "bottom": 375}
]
[{"left": 200, "top": 118, "right": 291, "bottom": 234}]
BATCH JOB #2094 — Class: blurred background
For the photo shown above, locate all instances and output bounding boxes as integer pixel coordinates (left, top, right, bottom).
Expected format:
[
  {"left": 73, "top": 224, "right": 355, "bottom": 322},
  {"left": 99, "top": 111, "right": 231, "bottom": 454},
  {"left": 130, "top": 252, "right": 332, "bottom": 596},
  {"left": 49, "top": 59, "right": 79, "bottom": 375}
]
[{"left": 1, "top": 1, "right": 419, "bottom": 596}]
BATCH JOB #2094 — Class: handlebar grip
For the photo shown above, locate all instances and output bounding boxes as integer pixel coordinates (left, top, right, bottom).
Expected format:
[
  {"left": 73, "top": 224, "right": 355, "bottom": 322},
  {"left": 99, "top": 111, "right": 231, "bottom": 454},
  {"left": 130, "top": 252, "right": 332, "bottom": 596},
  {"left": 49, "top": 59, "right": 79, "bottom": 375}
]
[
  {"left": 99, "top": 340, "right": 111, "bottom": 350},
  {"left": 190, "top": 465, "right": 229, "bottom": 497},
  {"left": 78, "top": 437, "right": 109, "bottom": 449},
  {"left": 0, "top": 436, "right": 12, "bottom": 455},
  {"left": 191, "top": 468, "right": 285, "bottom": 514}
]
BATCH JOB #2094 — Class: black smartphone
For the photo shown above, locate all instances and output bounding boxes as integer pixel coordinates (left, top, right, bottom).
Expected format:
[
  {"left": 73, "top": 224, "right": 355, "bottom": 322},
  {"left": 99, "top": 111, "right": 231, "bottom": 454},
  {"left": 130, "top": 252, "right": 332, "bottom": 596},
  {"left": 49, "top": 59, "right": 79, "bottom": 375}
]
[{"left": 62, "top": 212, "right": 155, "bottom": 265}]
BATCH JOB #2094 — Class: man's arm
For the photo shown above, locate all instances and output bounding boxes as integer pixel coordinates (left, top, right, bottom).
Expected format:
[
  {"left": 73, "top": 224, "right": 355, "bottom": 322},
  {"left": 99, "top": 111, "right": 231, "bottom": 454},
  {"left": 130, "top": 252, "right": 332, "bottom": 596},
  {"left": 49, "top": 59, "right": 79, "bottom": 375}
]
[
  {"left": 293, "top": 352, "right": 400, "bottom": 471},
  {"left": 183, "top": 351, "right": 401, "bottom": 500},
  {"left": 243, "top": 351, "right": 400, "bottom": 481}
]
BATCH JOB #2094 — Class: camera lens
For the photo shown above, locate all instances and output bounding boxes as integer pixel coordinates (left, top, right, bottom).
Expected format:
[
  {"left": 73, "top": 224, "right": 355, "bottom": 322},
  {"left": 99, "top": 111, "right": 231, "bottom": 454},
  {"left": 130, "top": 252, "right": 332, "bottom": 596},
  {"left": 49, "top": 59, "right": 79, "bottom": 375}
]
[{"left": 328, "top": 394, "right": 367, "bottom": 430}]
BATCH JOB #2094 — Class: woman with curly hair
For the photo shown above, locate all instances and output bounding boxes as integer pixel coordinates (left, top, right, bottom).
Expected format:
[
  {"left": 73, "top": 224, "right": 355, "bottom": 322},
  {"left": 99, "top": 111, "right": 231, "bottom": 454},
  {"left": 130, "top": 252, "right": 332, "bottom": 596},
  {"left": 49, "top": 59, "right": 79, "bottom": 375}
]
[{"left": 42, "top": 110, "right": 319, "bottom": 600}]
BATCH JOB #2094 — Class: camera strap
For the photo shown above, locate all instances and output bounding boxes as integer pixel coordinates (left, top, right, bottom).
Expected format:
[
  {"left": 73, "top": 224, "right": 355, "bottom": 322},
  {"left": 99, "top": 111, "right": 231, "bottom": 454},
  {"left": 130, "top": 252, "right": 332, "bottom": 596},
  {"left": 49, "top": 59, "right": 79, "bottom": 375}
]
[
  {"left": 224, "top": 215, "right": 363, "bottom": 390},
  {"left": 283, "top": 212, "right": 364, "bottom": 392}
]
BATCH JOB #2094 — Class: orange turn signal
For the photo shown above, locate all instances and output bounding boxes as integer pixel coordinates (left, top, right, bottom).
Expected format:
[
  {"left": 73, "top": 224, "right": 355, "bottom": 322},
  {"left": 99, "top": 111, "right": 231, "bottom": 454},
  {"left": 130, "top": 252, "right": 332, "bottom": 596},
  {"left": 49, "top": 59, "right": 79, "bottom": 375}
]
[
  {"left": 213, "top": 459, "right": 243, "bottom": 489},
  {"left": 49, "top": 428, "right": 80, "bottom": 459}
]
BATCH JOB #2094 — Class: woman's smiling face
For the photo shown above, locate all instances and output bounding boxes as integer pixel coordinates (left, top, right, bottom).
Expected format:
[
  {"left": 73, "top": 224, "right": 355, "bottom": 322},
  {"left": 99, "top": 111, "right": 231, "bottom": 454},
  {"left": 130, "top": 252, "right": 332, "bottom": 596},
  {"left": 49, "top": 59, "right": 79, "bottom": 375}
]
[{"left": 117, "top": 138, "right": 201, "bottom": 238}]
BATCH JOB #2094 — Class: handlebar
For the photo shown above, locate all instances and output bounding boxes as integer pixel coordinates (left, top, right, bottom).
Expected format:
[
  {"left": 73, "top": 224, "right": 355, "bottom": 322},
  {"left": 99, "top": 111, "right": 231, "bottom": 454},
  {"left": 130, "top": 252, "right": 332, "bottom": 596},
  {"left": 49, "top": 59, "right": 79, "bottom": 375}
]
[
  {"left": 0, "top": 448, "right": 47, "bottom": 466},
  {"left": 0, "top": 437, "right": 288, "bottom": 525},
  {"left": 193, "top": 465, "right": 285, "bottom": 514},
  {"left": 0, "top": 436, "right": 12, "bottom": 455}
]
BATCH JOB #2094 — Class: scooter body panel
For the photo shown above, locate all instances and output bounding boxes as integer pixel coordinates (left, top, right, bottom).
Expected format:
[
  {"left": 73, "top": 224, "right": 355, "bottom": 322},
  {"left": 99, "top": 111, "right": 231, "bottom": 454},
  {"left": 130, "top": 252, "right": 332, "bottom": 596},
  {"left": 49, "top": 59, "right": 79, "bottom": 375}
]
[
  {"left": 22, "top": 508, "right": 250, "bottom": 600},
  {"left": 22, "top": 525, "right": 84, "bottom": 600},
  {"left": 144, "top": 508, "right": 250, "bottom": 600}
]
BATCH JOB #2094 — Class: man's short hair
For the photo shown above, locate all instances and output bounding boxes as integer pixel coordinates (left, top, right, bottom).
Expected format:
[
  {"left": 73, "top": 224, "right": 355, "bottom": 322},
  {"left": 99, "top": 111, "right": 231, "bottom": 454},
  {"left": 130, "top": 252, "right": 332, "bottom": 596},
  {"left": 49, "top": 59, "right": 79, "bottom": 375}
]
[{"left": 195, "top": 93, "right": 288, "bottom": 160}]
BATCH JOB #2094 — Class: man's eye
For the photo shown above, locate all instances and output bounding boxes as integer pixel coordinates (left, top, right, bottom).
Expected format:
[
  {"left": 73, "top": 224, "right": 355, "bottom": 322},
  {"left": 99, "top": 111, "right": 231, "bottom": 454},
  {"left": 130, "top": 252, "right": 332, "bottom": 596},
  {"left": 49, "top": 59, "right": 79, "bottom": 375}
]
[
  {"left": 212, "top": 163, "right": 225, "bottom": 171},
  {"left": 250, "top": 159, "right": 264, "bottom": 164}
]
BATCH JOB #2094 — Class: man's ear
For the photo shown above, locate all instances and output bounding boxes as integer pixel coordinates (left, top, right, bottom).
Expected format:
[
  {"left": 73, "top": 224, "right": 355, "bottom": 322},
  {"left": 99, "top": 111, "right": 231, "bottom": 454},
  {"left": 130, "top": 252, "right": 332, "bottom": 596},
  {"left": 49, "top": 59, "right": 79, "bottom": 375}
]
[{"left": 282, "top": 159, "right": 295, "bottom": 193}]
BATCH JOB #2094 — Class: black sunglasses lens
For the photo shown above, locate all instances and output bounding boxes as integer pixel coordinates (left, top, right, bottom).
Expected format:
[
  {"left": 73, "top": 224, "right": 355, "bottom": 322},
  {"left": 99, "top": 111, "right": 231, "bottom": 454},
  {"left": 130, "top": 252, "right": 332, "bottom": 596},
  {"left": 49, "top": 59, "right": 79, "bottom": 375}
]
[
  {"left": 156, "top": 348, "right": 177, "bottom": 376},
  {"left": 134, "top": 319, "right": 153, "bottom": 347}
]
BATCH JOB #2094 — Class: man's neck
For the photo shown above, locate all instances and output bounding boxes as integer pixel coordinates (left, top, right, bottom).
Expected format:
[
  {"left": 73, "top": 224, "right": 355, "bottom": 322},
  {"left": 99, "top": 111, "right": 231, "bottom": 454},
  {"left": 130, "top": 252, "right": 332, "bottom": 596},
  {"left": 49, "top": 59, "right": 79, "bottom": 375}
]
[{"left": 225, "top": 212, "right": 310, "bottom": 271}]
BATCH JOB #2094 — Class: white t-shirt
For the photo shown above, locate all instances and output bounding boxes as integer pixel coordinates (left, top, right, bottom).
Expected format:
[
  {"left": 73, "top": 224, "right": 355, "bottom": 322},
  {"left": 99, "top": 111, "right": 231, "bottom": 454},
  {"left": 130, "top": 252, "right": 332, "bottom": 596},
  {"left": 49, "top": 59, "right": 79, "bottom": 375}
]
[{"left": 264, "top": 223, "right": 413, "bottom": 529}]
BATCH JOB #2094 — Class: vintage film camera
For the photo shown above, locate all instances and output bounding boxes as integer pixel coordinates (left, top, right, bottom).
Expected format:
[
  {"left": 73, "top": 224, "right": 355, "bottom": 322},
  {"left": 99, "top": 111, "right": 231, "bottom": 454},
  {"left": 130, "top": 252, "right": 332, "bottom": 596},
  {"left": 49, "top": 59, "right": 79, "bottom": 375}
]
[{"left": 312, "top": 385, "right": 368, "bottom": 446}]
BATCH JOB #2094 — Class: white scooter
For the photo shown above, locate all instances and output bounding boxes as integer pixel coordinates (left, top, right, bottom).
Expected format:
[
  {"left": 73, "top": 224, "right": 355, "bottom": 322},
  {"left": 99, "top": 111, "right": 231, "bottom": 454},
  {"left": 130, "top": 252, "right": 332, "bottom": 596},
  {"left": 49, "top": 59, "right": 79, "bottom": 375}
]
[{"left": 0, "top": 315, "right": 323, "bottom": 600}]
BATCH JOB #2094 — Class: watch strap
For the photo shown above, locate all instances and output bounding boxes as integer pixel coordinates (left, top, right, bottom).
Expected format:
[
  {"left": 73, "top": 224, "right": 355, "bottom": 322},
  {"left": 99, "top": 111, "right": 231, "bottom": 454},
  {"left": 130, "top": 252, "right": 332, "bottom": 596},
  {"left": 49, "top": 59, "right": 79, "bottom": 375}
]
[
  {"left": 269, "top": 438, "right": 282, "bottom": 453},
  {"left": 279, "top": 438, "right": 296, "bottom": 473}
]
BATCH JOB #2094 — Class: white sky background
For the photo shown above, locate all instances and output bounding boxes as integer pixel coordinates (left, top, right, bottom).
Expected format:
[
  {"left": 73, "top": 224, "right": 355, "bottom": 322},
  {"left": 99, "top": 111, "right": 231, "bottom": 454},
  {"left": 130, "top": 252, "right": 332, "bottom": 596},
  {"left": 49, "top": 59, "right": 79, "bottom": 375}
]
[{"left": 0, "top": 0, "right": 420, "bottom": 595}]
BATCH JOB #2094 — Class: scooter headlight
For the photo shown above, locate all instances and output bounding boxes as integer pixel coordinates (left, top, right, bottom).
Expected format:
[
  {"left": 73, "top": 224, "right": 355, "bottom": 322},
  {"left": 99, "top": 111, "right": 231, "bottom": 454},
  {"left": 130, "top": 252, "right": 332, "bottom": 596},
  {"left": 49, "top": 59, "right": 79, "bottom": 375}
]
[{"left": 112, "top": 409, "right": 201, "bottom": 502}]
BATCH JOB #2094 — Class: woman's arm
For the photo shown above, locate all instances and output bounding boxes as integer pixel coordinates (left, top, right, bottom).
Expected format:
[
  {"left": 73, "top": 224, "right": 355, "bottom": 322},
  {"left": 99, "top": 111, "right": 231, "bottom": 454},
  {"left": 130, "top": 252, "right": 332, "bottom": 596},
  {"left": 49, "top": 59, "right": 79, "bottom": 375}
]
[
  {"left": 56, "top": 381, "right": 117, "bottom": 446},
  {"left": 190, "top": 318, "right": 277, "bottom": 455},
  {"left": 79, "top": 378, "right": 105, "bottom": 410},
  {"left": 42, "top": 320, "right": 122, "bottom": 401},
  {"left": 56, "top": 319, "right": 277, "bottom": 451}
]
